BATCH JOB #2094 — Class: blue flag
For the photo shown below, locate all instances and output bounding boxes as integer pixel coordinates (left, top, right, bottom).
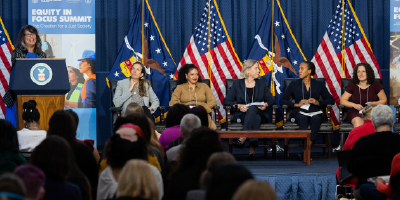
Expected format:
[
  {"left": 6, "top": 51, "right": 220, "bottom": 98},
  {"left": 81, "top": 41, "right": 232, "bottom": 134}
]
[
  {"left": 107, "top": 0, "right": 176, "bottom": 122},
  {"left": 246, "top": 0, "right": 306, "bottom": 127}
]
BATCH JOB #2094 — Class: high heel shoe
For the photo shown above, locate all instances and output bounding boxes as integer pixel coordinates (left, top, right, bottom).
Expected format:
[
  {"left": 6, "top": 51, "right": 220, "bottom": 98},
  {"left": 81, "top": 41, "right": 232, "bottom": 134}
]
[{"left": 233, "top": 139, "right": 245, "bottom": 149}]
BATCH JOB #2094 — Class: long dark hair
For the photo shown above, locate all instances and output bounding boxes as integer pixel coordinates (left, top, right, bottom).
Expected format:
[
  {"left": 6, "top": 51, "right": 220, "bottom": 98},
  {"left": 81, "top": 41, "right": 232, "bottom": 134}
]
[
  {"left": 189, "top": 105, "right": 209, "bottom": 127},
  {"left": 177, "top": 64, "right": 202, "bottom": 85},
  {"left": 166, "top": 104, "right": 190, "bottom": 128},
  {"left": 69, "top": 66, "right": 85, "bottom": 86},
  {"left": 22, "top": 100, "right": 40, "bottom": 123},
  {"left": 0, "top": 119, "right": 19, "bottom": 153},
  {"left": 352, "top": 62, "right": 375, "bottom": 85},
  {"left": 47, "top": 110, "right": 77, "bottom": 144},
  {"left": 16, "top": 25, "right": 42, "bottom": 55},
  {"left": 132, "top": 61, "right": 150, "bottom": 97}
]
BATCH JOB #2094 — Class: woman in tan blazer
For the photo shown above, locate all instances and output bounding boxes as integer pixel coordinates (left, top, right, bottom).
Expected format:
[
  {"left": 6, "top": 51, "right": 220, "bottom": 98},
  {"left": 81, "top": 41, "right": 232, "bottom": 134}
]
[{"left": 169, "top": 64, "right": 217, "bottom": 130}]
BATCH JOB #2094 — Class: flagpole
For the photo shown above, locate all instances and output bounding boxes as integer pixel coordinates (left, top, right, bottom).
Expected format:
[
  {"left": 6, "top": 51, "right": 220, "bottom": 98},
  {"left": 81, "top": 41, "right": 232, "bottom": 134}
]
[
  {"left": 207, "top": 0, "right": 212, "bottom": 80},
  {"left": 341, "top": 0, "right": 346, "bottom": 78},
  {"left": 142, "top": 0, "right": 145, "bottom": 58},
  {"left": 270, "top": 0, "right": 276, "bottom": 96}
]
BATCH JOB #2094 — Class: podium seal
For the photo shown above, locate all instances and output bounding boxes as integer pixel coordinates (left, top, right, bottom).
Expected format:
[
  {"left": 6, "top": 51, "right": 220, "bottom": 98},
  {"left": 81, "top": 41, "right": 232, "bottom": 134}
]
[{"left": 30, "top": 63, "right": 53, "bottom": 86}]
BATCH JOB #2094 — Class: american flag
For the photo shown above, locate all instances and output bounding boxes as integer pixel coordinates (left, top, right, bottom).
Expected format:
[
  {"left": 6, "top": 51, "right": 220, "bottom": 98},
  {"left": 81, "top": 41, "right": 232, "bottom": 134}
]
[
  {"left": 0, "top": 18, "right": 14, "bottom": 119},
  {"left": 311, "top": 0, "right": 381, "bottom": 126},
  {"left": 175, "top": 0, "right": 242, "bottom": 121}
]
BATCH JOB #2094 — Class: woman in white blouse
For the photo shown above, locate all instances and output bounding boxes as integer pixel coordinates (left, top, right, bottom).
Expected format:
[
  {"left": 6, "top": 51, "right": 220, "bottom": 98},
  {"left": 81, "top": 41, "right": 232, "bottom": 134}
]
[{"left": 17, "top": 100, "right": 46, "bottom": 152}]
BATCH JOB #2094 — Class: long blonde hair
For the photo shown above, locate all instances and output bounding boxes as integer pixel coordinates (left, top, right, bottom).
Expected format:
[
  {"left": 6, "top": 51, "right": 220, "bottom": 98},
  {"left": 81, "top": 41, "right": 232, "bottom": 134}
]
[
  {"left": 232, "top": 180, "right": 277, "bottom": 200},
  {"left": 117, "top": 159, "right": 159, "bottom": 200}
]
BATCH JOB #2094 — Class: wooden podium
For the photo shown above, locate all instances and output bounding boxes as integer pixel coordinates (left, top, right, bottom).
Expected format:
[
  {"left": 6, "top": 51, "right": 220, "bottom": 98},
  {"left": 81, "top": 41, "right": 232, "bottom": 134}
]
[{"left": 9, "top": 58, "right": 70, "bottom": 131}]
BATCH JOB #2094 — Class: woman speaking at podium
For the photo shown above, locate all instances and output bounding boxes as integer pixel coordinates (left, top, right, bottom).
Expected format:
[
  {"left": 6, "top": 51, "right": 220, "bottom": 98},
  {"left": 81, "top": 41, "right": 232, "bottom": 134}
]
[
  {"left": 224, "top": 59, "right": 275, "bottom": 160},
  {"left": 4, "top": 25, "right": 46, "bottom": 127}
]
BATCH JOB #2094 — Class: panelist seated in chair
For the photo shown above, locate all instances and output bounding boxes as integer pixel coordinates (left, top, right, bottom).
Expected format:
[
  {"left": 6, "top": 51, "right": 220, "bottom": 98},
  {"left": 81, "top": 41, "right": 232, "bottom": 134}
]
[
  {"left": 340, "top": 62, "right": 386, "bottom": 128},
  {"left": 224, "top": 59, "right": 275, "bottom": 159},
  {"left": 169, "top": 64, "right": 217, "bottom": 130},
  {"left": 279, "top": 61, "right": 334, "bottom": 143},
  {"left": 113, "top": 61, "right": 160, "bottom": 120}
]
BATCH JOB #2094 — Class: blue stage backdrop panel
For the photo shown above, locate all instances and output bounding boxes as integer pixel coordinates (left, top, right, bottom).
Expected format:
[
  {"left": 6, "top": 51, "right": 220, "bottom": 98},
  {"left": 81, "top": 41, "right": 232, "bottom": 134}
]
[{"left": 0, "top": 0, "right": 390, "bottom": 146}]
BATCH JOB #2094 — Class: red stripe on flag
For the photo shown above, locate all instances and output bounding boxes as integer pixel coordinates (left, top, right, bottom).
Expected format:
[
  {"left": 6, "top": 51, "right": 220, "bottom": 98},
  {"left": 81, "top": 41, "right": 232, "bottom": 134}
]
[
  {"left": 216, "top": 44, "right": 236, "bottom": 79},
  {"left": 209, "top": 49, "right": 227, "bottom": 104},
  {"left": 345, "top": 47, "right": 356, "bottom": 75},
  {"left": 360, "top": 38, "right": 381, "bottom": 78},
  {"left": 224, "top": 41, "right": 241, "bottom": 77},
  {"left": 314, "top": 51, "right": 341, "bottom": 106},
  {"left": 321, "top": 39, "right": 341, "bottom": 84},
  {"left": 353, "top": 42, "right": 368, "bottom": 64},
  {"left": 0, "top": 46, "right": 10, "bottom": 91}
]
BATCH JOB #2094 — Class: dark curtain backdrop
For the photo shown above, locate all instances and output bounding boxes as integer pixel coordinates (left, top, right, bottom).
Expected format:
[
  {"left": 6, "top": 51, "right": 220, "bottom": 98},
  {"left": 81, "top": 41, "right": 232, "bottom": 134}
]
[{"left": 1, "top": 0, "right": 390, "bottom": 146}]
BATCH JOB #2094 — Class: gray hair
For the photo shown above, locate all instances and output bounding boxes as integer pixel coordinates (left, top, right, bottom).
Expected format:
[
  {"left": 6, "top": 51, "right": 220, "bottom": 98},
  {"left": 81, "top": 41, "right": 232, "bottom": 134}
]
[
  {"left": 240, "top": 59, "right": 258, "bottom": 79},
  {"left": 180, "top": 114, "right": 201, "bottom": 138},
  {"left": 371, "top": 105, "right": 393, "bottom": 128}
]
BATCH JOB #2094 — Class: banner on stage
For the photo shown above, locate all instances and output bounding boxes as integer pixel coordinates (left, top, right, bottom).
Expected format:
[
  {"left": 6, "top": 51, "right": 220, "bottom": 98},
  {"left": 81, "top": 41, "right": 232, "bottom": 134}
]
[
  {"left": 391, "top": 0, "right": 400, "bottom": 105},
  {"left": 29, "top": 0, "right": 96, "bottom": 146}
]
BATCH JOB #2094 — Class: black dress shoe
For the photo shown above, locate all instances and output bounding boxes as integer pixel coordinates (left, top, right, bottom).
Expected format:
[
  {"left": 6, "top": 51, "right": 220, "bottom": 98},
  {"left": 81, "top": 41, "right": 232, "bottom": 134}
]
[
  {"left": 233, "top": 140, "right": 245, "bottom": 149},
  {"left": 248, "top": 153, "right": 256, "bottom": 161}
]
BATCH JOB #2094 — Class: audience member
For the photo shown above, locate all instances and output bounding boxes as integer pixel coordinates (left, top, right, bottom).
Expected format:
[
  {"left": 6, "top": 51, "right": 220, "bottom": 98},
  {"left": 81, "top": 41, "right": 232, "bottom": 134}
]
[
  {"left": 99, "top": 116, "right": 162, "bottom": 175},
  {"left": 124, "top": 102, "right": 145, "bottom": 117},
  {"left": 116, "top": 159, "right": 160, "bottom": 200},
  {"left": 359, "top": 152, "right": 400, "bottom": 200},
  {"left": 205, "top": 164, "right": 254, "bottom": 200},
  {"left": 47, "top": 110, "right": 98, "bottom": 198},
  {"left": 348, "top": 105, "right": 400, "bottom": 199},
  {"left": 66, "top": 109, "right": 101, "bottom": 164},
  {"left": 30, "top": 136, "right": 82, "bottom": 200},
  {"left": 185, "top": 152, "right": 236, "bottom": 200},
  {"left": 147, "top": 117, "right": 164, "bottom": 160},
  {"left": 162, "top": 127, "right": 223, "bottom": 200},
  {"left": 158, "top": 104, "right": 189, "bottom": 149},
  {"left": 168, "top": 106, "right": 209, "bottom": 149},
  {"left": 17, "top": 100, "right": 46, "bottom": 153},
  {"left": 124, "top": 113, "right": 163, "bottom": 171},
  {"left": 0, "top": 173, "right": 25, "bottom": 200},
  {"left": 336, "top": 105, "right": 375, "bottom": 188},
  {"left": 166, "top": 114, "right": 201, "bottom": 162},
  {"left": 14, "top": 164, "right": 45, "bottom": 200},
  {"left": 97, "top": 133, "right": 163, "bottom": 200},
  {"left": 231, "top": 180, "right": 277, "bottom": 200},
  {"left": 0, "top": 119, "right": 26, "bottom": 175}
]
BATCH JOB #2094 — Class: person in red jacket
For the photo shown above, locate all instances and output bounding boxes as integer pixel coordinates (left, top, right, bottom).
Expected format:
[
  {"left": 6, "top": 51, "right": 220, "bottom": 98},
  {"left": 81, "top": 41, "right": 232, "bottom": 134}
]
[
  {"left": 336, "top": 106, "right": 375, "bottom": 188},
  {"left": 358, "top": 152, "right": 400, "bottom": 200}
]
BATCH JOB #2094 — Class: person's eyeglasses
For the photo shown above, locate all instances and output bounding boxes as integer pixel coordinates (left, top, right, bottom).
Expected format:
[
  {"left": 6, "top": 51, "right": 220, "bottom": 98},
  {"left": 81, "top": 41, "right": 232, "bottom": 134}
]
[{"left": 25, "top": 33, "right": 35, "bottom": 38}]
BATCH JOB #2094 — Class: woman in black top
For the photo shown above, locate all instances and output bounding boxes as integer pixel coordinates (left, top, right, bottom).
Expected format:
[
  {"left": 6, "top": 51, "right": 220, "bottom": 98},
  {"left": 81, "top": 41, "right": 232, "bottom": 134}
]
[
  {"left": 279, "top": 61, "right": 334, "bottom": 142},
  {"left": 224, "top": 59, "right": 275, "bottom": 160}
]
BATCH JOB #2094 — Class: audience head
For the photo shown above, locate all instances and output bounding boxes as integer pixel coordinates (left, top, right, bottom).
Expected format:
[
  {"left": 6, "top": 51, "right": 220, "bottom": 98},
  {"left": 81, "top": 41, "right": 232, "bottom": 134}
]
[
  {"left": 65, "top": 109, "right": 79, "bottom": 130},
  {"left": 232, "top": 180, "right": 277, "bottom": 200},
  {"left": 180, "top": 114, "right": 201, "bottom": 138},
  {"left": 371, "top": 105, "right": 393, "bottom": 130},
  {"left": 188, "top": 105, "right": 209, "bottom": 127},
  {"left": 106, "top": 134, "right": 148, "bottom": 169},
  {"left": 200, "top": 152, "right": 236, "bottom": 189},
  {"left": 166, "top": 104, "right": 190, "bottom": 128},
  {"left": 30, "top": 136, "right": 71, "bottom": 181},
  {"left": 117, "top": 159, "right": 158, "bottom": 200},
  {"left": 177, "top": 64, "right": 202, "bottom": 85},
  {"left": 124, "top": 102, "right": 144, "bottom": 117},
  {"left": 352, "top": 62, "right": 375, "bottom": 85},
  {"left": 14, "top": 164, "right": 45, "bottom": 200},
  {"left": 22, "top": 100, "right": 40, "bottom": 124},
  {"left": 206, "top": 164, "right": 254, "bottom": 200},
  {"left": 124, "top": 113, "right": 153, "bottom": 145},
  {"left": 178, "top": 127, "right": 223, "bottom": 172},
  {"left": 0, "top": 119, "right": 19, "bottom": 153},
  {"left": 241, "top": 59, "right": 259, "bottom": 79},
  {"left": 362, "top": 105, "right": 374, "bottom": 121},
  {"left": 299, "top": 61, "right": 316, "bottom": 79},
  {"left": 0, "top": 173, "right": 25, "bottom": 200},
  {"left": 47, "top": 110, "right": 77, "bottom": 143}
]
